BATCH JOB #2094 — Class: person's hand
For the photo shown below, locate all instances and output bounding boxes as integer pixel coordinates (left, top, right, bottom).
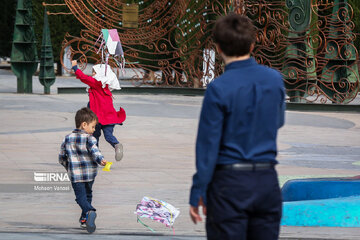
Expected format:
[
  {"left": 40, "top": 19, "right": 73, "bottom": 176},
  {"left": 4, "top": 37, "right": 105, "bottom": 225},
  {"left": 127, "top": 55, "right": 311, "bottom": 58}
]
[
  {"left": 189, "top": 197, "right": 206, "bottom": 224},
  {"left": 71, "top": 60, "right": 77, "bottom": 67},
  {"left": 100, "top": 159, "right": 107, "bottom": 166}
]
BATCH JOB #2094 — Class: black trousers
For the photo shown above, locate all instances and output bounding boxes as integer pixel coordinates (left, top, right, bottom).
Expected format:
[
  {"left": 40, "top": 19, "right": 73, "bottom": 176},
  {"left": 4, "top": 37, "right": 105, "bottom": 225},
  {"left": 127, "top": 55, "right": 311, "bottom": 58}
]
[{"left": 206, "top": 167, "right": 282, "bottom": 240}]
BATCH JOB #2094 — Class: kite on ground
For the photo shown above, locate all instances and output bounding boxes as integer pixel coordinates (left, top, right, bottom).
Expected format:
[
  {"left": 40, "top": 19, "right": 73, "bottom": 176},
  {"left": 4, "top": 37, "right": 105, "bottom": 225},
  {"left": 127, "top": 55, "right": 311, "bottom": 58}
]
[{"left": 134, "top": 196, "right": 180, "bottom": 234}]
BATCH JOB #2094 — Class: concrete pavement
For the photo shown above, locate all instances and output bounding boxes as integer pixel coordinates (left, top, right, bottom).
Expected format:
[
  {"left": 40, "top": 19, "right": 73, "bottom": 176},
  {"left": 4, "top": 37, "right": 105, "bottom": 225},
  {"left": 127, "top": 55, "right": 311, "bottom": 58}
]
[{"left": 0, "top": 68, "right": 360, "bottom": 239}]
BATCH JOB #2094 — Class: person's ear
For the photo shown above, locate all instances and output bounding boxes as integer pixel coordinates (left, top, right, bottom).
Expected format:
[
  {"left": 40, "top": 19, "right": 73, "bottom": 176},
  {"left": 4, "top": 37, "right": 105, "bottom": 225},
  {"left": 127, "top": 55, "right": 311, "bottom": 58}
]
[
  {"left": 215, "top": 44, "right": 222, "bottom": 54},
  {"left": 249, "top": 43, "right": 255, "bottom": 53},
  {"left": 80, "top": 122, "right": 87, "bottom": 129}
]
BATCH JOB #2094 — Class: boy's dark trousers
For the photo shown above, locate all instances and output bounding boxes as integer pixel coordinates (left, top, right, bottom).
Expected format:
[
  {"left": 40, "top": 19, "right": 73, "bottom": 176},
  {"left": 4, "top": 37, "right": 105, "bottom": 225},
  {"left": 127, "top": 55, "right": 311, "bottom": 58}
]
[
  {"left": 206, "top": 167, "right": 282, "bottom": 240},
  {"left": 93, "top": 123, "right": 119, "bottom": 148},
  {"left": 71, "top": 181, "right": 96, "bottom": 218}
]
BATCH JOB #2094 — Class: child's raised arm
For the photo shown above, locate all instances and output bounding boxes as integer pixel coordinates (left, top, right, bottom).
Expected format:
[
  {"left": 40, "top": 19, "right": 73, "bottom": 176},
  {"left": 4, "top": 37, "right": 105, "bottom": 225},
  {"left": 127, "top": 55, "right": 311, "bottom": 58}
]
[{"left": 72, "top": 61, "right": 98, "bottom": 88}]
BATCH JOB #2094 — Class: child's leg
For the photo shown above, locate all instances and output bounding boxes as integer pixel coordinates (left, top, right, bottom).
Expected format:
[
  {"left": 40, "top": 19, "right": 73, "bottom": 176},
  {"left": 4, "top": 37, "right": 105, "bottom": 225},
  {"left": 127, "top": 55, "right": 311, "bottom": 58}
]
[
  {"left": 85, "top": 181, "right": 94, "bottom": 206},
  {"left": 103, "top": 125, "right": 123, "bottom": 161},
  {"left": 92, "top": 124, "right": 102, "bottom": 147},
  {"left": 71, "top": 181, "right": 96, "bottom": 218},
  {"left": 102, "top": 124, "right": 119, "bottom": 148}
]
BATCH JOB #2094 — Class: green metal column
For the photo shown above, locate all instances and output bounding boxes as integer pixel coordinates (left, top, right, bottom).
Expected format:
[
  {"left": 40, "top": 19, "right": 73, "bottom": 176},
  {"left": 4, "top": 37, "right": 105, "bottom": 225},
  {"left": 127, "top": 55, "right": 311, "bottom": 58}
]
[
  {"left": 39, "top": 7, "right": 55, "bottom": 94},
  {"left": 10, "top": 0, "right": 38, "bottom": 93}
]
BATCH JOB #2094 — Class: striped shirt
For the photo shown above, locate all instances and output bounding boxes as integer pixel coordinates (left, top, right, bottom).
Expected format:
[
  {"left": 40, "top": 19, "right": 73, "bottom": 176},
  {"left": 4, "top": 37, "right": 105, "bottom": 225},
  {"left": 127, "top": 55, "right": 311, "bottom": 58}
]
[{"left": 59, "top": 129, "right": 104, "bottom": 183}]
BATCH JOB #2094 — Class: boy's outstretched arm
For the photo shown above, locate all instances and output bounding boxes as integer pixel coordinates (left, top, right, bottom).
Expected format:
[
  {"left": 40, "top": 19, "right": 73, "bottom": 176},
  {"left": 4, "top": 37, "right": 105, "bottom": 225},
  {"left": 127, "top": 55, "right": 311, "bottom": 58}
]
[{"left": 87, "top": 136, "right": 107, "bottom": 166}]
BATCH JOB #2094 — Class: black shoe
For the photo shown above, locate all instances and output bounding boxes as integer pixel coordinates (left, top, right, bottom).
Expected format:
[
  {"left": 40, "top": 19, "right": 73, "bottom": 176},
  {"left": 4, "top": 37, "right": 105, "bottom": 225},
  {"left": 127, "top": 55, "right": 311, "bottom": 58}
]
[
  {"left": 79, "top": 217, "right": 86, "bottom": 229},
  {"left": 86, "top": 210, "right": 97, "bottom": 233}
]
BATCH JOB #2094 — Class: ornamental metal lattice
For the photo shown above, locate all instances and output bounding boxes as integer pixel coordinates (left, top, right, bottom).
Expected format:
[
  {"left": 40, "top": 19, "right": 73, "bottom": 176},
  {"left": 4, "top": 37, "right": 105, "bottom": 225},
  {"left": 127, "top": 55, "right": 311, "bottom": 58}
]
[
  {"left": 50, "top": 0, "right": 230, "bottom": 88},
  {"left": 47, "top": 0, "right": 359, "bottom": 103},
  {"left": 244, "top": 0, "right": 359, "bottom": 103}
]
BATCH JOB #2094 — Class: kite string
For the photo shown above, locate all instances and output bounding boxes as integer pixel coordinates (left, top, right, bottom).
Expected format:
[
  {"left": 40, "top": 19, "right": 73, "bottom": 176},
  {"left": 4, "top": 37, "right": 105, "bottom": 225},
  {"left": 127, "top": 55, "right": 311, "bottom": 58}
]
[
  {"left": 112, "top": 56, "right": 138, "bottom": 65},
  {"left": 74, "top": 46, "right": 94, "bottom": 61},
  {"left": 74, "top": 32, "right": 103, "bottom": 62},
  {"left": 136, "top": 212, "right": 176, "bottom": 235},
  {"left": 137, "top": 216, "right": 156, "bottom": 233}
]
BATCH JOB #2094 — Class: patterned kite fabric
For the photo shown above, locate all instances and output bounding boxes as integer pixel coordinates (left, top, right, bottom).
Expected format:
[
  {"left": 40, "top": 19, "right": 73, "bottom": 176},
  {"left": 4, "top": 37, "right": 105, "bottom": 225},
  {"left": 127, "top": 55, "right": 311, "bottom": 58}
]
[
  {"left": 94, "top": 29, "right": 125, "bottom": 76},
  {"left": 134, "top": 196, "right": 180, "bottom": 233}
]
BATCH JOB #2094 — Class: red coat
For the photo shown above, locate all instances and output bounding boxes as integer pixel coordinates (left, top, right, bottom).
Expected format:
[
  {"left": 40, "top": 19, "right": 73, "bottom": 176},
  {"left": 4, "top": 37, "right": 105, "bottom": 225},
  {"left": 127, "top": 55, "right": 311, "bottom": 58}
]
[{"left": 75, "top": 69, "right": 126, "bottom": 125}]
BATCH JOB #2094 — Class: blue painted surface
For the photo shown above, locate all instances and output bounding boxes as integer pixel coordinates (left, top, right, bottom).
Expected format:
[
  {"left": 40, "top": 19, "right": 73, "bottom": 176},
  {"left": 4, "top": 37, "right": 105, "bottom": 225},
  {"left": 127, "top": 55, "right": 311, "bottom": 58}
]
[
  {"left": 281, "top": 178, "right": 360, "bottom": 227},
  {"left": 282, "top": 179, "right": 360, "bottom": 201},
  {"left": 281, "top": 196, "right": 360, "bottom": 227}
]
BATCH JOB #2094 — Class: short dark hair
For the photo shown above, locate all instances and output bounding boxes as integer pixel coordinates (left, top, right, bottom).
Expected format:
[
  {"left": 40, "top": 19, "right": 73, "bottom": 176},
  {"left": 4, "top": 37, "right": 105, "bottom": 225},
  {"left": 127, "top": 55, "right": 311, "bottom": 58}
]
[
  {"left": 213, "top": 13, "right": 256, "bottom": 57},
  {"left": 75, "top": 107, "right": 98, "bottom": 128}
]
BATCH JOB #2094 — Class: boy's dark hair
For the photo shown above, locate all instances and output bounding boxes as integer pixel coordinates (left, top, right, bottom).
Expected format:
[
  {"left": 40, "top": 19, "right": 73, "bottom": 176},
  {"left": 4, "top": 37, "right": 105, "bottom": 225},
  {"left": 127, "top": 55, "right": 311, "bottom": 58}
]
[
  {"left": 75, "top": 107, "right": 98, "bottom": 128},
  {"left": 213, "top": 13, "right": 256, "bottom": 57}
]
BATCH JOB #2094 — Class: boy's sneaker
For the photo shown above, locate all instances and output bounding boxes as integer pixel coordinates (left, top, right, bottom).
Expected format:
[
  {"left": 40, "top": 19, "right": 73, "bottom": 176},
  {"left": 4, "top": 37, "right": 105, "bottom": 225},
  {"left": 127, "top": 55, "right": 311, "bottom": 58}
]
[
  {"left": 79, "top": 217, "right": 86, "bottom": 229},
  {"left": 115, "top": 143, "right": 123, "bottom": 161},
  {"left": 86, "top": 210, "right": 97, "bottom": 233}
]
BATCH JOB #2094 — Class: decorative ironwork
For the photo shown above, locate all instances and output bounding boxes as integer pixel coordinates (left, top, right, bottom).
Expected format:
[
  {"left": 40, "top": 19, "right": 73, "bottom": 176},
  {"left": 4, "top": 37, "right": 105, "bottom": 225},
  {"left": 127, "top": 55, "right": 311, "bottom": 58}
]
[
  {"left": 48, "top": 0, "right": 359, "bottom": 103},
  {"left": 245, "top": 0, "right": 359, "bottom": 103},
  {"left": 53, "top": 0, "right": 231, "bottom": 88}
]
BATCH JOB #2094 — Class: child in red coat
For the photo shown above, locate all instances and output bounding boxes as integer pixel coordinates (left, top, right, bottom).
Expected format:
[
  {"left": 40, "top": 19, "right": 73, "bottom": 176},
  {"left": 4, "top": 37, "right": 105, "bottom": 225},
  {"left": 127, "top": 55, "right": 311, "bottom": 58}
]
[{"left": 72, "top": 60, "right": 126, "bottom": 161}]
